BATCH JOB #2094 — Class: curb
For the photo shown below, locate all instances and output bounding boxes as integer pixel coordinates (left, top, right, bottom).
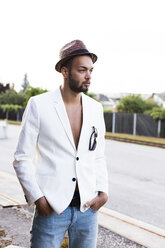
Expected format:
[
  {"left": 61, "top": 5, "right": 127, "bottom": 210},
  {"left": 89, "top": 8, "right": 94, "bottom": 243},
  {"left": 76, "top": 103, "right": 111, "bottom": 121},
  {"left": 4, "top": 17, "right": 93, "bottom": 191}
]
[
  {"left": 6, "top": 246, "right": 25, "bottom": 248},
  {"left": 105, "top": 135, "right": 165, "bottom": 149},
  {"left": 99, "top": 207, "right": 165, "bottom": 248}
]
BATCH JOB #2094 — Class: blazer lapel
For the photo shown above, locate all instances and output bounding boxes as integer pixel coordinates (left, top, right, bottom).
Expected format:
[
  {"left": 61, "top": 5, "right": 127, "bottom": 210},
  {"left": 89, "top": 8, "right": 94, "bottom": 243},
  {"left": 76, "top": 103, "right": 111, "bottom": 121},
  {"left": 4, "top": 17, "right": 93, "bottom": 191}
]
[{"left": 52, "top": 88, "right": 76, "bottom": 151}]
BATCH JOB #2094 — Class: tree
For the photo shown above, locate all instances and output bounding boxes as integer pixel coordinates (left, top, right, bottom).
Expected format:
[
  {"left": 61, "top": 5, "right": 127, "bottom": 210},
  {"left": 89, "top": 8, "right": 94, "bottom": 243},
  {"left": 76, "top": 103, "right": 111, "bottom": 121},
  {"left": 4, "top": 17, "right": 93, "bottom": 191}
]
[
  {"left": 21, "top": 73, "right": 29, "bottom": 92},
  {"left": 144, "top": 99, "right": 160, "bottom": 112},
  {"left": 117, "top": 95, "right": 160, "bottom": 114},
  {"left": 0, "top": 88, "right": 26, "bottom": 106},
  {"left": 24, "top": 86, "right": 48, "bottom": 106},
  {"left": 0, "top": 83, "right": 10, "bottom": 94},
  {"left": 117, "top": 95, "right": 146, "bottom": 113}
]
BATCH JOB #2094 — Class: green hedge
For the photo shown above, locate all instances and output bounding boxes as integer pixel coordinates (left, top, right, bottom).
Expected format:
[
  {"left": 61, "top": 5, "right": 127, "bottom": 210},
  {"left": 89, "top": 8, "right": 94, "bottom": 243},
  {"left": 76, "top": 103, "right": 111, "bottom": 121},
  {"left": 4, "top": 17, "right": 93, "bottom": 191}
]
[{"left": 0, "top": 104, "right": 22, "bottom": 113}]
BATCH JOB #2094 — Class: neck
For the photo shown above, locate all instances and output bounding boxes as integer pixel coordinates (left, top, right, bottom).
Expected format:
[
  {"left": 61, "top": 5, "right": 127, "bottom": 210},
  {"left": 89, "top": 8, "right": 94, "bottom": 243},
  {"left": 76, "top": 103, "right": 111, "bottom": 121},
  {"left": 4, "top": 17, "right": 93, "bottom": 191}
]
[{"left": 60, "top": 84, "right": 82, "bottom": 105}]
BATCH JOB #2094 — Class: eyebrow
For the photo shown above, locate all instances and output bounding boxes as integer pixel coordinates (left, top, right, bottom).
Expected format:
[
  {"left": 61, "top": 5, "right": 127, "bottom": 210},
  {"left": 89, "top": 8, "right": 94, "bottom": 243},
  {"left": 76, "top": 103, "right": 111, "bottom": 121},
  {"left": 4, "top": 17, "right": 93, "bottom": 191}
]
[{"left": 78, "top": 66, "right": 94, "bottom": 70}]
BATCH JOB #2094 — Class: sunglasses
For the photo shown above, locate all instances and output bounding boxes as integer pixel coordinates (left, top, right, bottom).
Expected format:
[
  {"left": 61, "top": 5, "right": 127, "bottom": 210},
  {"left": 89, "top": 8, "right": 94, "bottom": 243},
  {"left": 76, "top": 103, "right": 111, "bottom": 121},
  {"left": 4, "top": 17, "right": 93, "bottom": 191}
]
[{"left": 89, "top": 126, "right": 98, "bottom": 151}]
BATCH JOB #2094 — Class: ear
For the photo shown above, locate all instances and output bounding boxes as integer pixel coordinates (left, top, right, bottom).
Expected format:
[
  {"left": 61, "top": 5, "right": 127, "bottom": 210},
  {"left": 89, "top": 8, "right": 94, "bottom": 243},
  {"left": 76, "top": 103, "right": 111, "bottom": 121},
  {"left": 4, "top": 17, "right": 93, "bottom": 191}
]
[{"left": 61, "top": 66, "right": 69, "bottom": 79}]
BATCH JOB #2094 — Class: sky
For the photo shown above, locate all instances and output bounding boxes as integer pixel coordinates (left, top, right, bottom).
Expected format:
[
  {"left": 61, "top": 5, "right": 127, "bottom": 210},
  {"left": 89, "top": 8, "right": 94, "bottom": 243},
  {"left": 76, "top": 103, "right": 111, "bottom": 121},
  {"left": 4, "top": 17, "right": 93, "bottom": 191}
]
[{"left": 0, "top": 0, "right": 165, "bottom": 95}]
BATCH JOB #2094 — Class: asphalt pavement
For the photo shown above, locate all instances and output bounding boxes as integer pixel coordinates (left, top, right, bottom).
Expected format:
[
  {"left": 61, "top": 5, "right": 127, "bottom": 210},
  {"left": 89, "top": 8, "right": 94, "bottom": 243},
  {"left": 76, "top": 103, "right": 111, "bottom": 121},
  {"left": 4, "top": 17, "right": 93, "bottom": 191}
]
[{"left": 104, "top": 139, "right": 165, "bottom": 229}]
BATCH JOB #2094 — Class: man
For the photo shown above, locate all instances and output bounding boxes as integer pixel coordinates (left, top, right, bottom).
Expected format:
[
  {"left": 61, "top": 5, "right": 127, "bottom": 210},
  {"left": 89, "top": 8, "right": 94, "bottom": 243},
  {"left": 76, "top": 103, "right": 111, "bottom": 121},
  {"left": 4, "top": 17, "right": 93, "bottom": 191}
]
[{"left": 13, "top": 40, "right": 108, "bottom": 248}]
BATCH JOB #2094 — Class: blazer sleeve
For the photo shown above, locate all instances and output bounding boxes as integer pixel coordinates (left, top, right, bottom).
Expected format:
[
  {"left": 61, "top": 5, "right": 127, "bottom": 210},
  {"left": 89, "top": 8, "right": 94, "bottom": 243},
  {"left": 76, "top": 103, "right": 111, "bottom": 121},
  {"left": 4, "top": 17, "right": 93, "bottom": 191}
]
[
  {"left": 95, "top": 104, "right": 108, "bottom": 195},
  {"left": 13, "top": 97, "right": 44, "bottom": 205}
]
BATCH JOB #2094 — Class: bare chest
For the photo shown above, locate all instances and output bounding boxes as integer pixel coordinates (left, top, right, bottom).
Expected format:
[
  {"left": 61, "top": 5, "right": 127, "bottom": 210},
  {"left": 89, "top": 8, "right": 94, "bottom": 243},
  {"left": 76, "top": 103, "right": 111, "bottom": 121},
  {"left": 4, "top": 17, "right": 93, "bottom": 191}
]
[{"left": 65, "top": 105, "right": 83, "bottom": 149}]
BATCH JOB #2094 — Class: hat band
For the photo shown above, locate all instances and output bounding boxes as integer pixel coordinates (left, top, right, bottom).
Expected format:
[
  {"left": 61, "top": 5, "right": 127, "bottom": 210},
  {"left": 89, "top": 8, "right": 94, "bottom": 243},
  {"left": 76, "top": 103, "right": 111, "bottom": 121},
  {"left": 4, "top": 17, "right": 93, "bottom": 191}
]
[{"left": 68, "top": 49, "right": 90, "bottom": 56}]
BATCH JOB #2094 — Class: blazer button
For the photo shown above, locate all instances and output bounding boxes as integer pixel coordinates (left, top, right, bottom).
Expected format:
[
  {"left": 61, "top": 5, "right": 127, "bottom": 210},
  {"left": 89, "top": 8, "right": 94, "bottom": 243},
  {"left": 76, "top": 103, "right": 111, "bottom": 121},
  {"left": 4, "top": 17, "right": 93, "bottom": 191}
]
[
  {"left": 76, "top": 157, "right": 79, "bottom": 161},
  {"left": 72, "top": 178, "right": 76, "bottom": 182}
]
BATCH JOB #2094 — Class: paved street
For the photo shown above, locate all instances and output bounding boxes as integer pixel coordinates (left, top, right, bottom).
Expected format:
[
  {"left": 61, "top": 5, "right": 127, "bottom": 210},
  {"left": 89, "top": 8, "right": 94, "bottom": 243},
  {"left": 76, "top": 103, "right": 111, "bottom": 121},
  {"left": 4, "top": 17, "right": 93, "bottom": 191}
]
[
  {"left": 0, "top": 124, "right": 165, "bottom": 230},
  {"left": 104, "top": 139, "right": 165, "bottom": 229}
]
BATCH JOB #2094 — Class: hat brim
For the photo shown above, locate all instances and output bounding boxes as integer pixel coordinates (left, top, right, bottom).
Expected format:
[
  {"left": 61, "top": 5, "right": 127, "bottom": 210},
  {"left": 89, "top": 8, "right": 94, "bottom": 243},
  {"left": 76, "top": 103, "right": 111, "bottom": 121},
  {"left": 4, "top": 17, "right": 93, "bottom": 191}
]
[{"left": 55, "top": 52, "right": 97, "bottom": 72}]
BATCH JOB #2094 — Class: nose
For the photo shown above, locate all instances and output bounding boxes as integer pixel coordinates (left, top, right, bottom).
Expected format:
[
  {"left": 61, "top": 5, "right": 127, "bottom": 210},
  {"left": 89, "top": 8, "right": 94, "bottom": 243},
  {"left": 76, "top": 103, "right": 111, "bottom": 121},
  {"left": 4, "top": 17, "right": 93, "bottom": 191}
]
[{"left": 85, "top": 70, "right": 91, "bottom": 80}]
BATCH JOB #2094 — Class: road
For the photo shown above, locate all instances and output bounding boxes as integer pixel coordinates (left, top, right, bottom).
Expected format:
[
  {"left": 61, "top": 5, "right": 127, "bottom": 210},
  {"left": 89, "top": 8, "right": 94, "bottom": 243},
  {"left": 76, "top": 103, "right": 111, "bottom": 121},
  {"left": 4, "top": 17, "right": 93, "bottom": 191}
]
[
  {"left": 0, "top": 124, "right": 165, "bottom": 230},
  {"left": 104, "top": 139, "right": 165, "bottom": 229}
]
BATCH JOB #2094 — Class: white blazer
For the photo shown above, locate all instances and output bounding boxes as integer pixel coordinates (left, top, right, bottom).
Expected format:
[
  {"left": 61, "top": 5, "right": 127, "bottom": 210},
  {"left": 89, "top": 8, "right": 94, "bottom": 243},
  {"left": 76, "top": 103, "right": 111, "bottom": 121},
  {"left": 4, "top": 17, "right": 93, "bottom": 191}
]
[{"left": 13, "top": 87, "right": 108, "bottom": 214}]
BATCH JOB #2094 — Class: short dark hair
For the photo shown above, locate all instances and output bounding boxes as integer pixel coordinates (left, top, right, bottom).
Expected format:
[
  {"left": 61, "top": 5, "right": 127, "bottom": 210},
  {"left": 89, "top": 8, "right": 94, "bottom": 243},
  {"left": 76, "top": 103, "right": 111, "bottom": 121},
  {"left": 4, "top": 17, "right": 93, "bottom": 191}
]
[{"left": 61, "top": 57, "right": 74, "bottom": 71}]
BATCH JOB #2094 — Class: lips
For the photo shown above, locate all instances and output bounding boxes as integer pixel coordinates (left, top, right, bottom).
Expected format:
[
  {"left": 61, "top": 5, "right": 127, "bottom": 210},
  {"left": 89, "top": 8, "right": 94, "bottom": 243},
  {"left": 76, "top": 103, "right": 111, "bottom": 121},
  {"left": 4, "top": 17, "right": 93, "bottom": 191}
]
[{"left": 83, "top": 81, "right": 90, "bottom": 87}]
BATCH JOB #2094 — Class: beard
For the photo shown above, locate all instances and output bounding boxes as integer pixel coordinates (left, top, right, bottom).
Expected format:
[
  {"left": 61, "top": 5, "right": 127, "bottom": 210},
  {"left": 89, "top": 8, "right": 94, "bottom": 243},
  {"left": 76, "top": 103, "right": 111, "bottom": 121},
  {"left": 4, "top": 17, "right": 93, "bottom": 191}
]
[{"left": 68, "top": 72, "right": 90, "bottom": 93}]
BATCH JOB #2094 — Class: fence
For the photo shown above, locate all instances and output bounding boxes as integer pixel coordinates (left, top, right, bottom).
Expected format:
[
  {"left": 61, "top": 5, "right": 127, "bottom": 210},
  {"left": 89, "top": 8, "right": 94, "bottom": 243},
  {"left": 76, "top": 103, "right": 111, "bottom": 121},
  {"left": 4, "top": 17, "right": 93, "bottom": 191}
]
[
  {"left": 0, "top": 108, "right": 24, "bottom": 122},
  {"left": 104, "top": 112, "right": 165, "bottom": 138},
  {"left": 1, "top": 107, "right": 165, "bottom": 138}
]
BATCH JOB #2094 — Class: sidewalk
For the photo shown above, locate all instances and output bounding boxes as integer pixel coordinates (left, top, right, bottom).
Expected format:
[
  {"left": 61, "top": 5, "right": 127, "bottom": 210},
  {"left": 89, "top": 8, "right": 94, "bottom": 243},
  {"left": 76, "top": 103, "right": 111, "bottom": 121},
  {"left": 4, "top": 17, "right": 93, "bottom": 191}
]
[{"left": 0, "top": 205, "right": 145, "bottom": 248}]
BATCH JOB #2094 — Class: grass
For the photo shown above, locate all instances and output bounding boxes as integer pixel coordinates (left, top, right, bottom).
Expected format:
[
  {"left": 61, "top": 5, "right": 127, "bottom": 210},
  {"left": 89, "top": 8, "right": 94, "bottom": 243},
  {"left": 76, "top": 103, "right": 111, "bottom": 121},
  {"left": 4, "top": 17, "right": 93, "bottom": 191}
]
[
  {"left": 106, "top": 132, "right": 165, "bottom": 145},
  {"left": 0, "top": 119, "right": 21, "bottom": 125},
  {"left": 7, "top": 120, "right": 21, "bottom": 125}
]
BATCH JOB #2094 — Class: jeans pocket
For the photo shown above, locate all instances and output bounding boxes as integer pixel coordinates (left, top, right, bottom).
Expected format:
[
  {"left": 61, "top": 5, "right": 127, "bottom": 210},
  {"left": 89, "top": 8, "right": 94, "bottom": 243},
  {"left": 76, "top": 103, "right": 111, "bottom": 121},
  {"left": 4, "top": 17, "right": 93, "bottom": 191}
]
[{"left": 35, "top": 209, "right": 53, "bottom": 218}]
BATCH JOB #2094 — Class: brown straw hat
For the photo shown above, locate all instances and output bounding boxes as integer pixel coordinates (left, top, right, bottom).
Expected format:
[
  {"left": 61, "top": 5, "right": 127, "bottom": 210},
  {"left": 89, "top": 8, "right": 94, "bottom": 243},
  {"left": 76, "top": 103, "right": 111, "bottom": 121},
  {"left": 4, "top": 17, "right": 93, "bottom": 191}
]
[{"left": 55, "top": 40, "right": 97, "bottom": 72}]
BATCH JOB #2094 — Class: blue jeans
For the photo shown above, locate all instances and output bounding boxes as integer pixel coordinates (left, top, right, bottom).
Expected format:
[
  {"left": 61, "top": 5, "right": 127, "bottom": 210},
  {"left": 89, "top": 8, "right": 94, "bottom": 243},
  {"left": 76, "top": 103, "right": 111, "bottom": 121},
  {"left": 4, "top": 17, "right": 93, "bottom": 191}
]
[{"left": 30, "top": 207, "right": 98, "bottom": 248}]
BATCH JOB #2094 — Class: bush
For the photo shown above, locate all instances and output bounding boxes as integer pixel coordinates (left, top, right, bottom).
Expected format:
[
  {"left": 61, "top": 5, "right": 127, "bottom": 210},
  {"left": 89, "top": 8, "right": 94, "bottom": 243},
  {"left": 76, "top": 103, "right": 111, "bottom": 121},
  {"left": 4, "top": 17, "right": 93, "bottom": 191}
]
[
  {"left": 0, "top": 104, "right": 23, "bottom": 120},
  {"left": 117, "top": 95, "right": 146, "bottom": 113},
  {"left": 0, "top": 104, "right": 22, "bottom": 113},
  {"left": 103, "top": 108, "right": 113, "bottom": 113},
  {"left": 117, "top": 95, "right": 160, "bottom": 114},
  {"left": 144, "top": 99, "right": 160, "bottom": 111},
  {"left": 150, "top": 107, "right": 165, "bottom": 120}
]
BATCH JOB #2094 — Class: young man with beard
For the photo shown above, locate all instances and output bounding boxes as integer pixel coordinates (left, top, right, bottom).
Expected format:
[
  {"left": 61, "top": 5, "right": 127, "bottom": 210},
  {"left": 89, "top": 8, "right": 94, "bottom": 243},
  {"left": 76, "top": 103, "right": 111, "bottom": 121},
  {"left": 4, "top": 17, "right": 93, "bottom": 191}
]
[{"left": 13, "top": 40, "right": 108, "bottom": 248}]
